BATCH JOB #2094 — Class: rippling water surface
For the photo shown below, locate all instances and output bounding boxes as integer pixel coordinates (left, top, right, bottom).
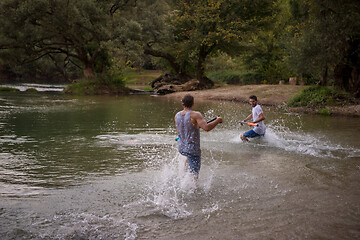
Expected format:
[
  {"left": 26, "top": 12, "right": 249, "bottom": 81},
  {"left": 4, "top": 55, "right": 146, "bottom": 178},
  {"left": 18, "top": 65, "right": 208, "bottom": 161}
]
[{"left": 0, "top": 90, "right": 359, "bottom": 239}]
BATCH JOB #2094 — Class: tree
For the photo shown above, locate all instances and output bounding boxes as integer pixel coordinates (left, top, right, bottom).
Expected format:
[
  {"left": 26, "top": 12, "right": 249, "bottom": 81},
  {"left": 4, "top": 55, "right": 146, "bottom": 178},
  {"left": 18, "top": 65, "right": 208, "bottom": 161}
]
[
  {"left": 141, "top": 0, "right": 276, "bottom": 88},
  {"left": 240, "top": 0, "right": 294, "bottom": 84},
  {"left": 0, "top": 0, "right": 135, "bottom": 79},
  {"left": 287, "top": 0, "right": 360, "bottom": 96}
]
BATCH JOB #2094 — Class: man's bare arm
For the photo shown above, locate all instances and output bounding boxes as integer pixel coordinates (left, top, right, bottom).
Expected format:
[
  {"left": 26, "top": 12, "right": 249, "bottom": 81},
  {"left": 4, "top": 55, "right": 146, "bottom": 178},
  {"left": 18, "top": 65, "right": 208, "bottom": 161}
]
[
  {"left": 174, "top": 115, "right": 178, "bottom": 132},
  {"left": 192, "top": 112, "right": 222, "bottom": 132},
  {"left": 252, "top": 113, "right": 265, "bottom": 124},
  {"left": 243, "top": 113, "right": 253, "bottom": 122}
]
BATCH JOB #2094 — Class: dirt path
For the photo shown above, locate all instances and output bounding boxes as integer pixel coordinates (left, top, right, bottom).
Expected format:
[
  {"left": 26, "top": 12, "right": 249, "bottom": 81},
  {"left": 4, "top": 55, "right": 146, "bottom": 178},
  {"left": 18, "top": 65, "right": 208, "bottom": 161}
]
[
  {"left": 162, "top": 84, "right": 360, "bottom": 117},
  {"left": 163, "top": 84, "right": 306, "bottom": 105}
]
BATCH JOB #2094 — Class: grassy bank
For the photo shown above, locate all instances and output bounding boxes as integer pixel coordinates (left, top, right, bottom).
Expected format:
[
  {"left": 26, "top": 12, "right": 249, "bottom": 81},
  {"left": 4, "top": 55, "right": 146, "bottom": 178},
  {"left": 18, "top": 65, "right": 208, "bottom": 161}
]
[
  {"left": 0, "top": 87, "right": 20, "bottom": 92},
  {"left": 124, "top": 70, "right": 162, "bottom": 91},
  {"left": 286, "top": 86, "right": 358, "bottom": 115},
  {"left": 287, "top": 86, "right": 352, "bottom": 107}
]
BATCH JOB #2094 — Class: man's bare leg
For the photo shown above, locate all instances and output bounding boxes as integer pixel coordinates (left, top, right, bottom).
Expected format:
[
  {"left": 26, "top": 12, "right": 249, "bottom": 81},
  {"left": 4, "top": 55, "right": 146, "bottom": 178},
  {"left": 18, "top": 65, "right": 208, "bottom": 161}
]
[
  {"left": 240, "top": 134, "right": 248, "bottom": 142},
  {"left": 184, "top": 158, "right": 189, "bottom": 171}
]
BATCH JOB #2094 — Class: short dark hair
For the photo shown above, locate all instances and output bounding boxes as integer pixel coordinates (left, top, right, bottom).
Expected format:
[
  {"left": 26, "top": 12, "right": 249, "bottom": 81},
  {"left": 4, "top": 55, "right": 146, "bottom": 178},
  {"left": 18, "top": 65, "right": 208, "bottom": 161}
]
[
  {"left": 182, "top": 94, "right": 194, "bottom": 108},
  {"left": 249, "top": 95, "right": 257, "bottom": 101}
]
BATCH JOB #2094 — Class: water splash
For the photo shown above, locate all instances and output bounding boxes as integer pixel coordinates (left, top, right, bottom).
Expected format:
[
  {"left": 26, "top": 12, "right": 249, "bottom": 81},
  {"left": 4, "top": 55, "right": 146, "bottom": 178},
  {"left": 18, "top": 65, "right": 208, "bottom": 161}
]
[
  {"left": 205, "top": 118, "right": 358, "bottom": 160},
  {"left": 261, "top": 121, "right": 357, "bottom": 159},
  {"left": 140, "top": 153, "right": 196, "bottom": 219},
  {"left": 126, "top": 148, "right": 220, "bottom": 220}
]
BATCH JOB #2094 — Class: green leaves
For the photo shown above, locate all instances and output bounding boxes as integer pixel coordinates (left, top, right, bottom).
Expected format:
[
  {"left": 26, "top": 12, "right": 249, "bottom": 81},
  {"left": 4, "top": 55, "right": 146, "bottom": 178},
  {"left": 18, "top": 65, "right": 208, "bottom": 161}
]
[
  {"left": 145, "top": 0, "right": 277, "bottom": 82},
  {"left": 0, "top": 0, "right": 127, "bottom": 78},
  {"left": 287, "top": 86, "right": 351, "bottom": 107}
]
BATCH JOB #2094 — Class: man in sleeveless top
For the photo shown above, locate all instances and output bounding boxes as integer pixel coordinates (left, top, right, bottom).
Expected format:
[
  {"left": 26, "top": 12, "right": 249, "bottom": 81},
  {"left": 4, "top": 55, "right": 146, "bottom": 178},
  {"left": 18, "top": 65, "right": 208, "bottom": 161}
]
[
  {"left": 175, "top": 94, "right": 223, "bottom": 179},
  {"left": 240, "top": 95, "right": 266, "bottom": 142}
]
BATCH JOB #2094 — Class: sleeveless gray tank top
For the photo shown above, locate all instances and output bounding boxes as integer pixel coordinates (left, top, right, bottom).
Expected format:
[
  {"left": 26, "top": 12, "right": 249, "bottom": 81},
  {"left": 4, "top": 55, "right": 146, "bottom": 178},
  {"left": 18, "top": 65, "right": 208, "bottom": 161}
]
[{"left": 175, "top": 110, "right": 201, "bottom": 156}]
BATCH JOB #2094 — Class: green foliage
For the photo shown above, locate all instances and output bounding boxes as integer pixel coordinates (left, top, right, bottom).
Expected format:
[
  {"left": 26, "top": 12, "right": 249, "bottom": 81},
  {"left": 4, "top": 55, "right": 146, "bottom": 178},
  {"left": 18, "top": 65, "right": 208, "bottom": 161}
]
[
  {"left": 124, "top": 69, "right": 161, "bottom": 86},
  {"left": 0, "top": 0, "right": 131, "bottom": 79},
  {"left": 139, "top": 0, "right": 277, "bottom": 83},
  {"left": 240, "top": 0, "right": 295, "bottom": 84},
  {"left": 0, "top": 87, "right": 20, "bottom": 92},
  {"left": 119, "top": 0, "right": 174, "bottom": 70},
  {"left": 286, "top": 0, "right": 360, "bottom": 91},
  {"left": 0, "top": 0, "right": 358, "bottom": 97},
  {"left": 173, "top": 0, "right": 276, "bottom": 75},
  {"left": 257, "top": 61, "right": 291, "bottom": 84},
  {"left": 25, "top": 88, "right": 38, "bottom": 93},
  {"left": 208, "top": 70, "right": 261, "bottom": 85},
  {"left": 318, "top": 109, "right": 332, "bottom": 116},
  {"left": 287, "top": 85, "right": 350, "bottom": 107},
  {"left": 85, "top": 42, "right": 112, "bottom": 74},
  {"left": 206, "top": 53, "right": 242, "bottom": 72},
  {"left": 64, "top": 73, "right": 128, "bottom": 95}
]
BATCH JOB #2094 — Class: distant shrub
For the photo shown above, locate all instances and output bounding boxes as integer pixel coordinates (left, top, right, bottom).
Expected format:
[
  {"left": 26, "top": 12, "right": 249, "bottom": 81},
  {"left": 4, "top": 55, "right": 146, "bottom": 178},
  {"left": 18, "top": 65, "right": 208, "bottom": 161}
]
[
  {"left": 287, "top": 86, "right": 351, "bottom": 107},
  {"left": 25, "top": 88, "right": 38, "bottom": 93},
  {"left": 64, "top": 73, "right": 129, "bottom": 95},
  {"left": 318, "top": 109, "right": 332, "bottom": 115},
  {"left": 208, "top": 70, "right": 261, "bottom": 85}
]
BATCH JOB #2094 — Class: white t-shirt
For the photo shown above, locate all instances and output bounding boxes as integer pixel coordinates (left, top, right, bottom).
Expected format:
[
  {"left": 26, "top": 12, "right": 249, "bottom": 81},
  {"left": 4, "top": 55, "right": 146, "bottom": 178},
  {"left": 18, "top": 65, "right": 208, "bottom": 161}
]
[{"left": 252, "top": 105, "right": 266, "bottom": 135}]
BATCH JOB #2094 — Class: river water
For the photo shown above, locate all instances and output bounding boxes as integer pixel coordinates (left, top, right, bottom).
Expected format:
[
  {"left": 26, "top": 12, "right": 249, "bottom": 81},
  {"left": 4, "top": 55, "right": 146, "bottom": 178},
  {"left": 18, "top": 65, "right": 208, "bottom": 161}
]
[{"left": 0, "top": 89, "right": 359, "bottom": 239}]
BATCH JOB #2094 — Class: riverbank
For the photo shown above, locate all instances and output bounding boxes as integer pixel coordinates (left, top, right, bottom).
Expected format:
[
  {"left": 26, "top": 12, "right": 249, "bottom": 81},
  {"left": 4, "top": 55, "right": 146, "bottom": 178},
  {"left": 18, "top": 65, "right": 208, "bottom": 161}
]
[{"left": 161, "top": 84, "right": 360, "bottom": 117}]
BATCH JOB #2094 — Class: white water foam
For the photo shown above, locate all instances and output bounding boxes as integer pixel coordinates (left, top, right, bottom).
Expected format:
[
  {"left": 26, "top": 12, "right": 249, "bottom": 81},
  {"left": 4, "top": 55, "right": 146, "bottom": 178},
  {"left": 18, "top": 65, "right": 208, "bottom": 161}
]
[
  {"left": 139, "top": 153, "right": 196, "bottom": 219},
  {"left": 123, "top": 148, "right": 220, "bottom": 220},
  {"left": 34, "top": 212, "right": 137, "bottom": 240},
  {"left": 214, "top": 122, "right": 358, "bottom": 160},
  {"left": 0, "top": 83, "right": 66, "bottom": 92},
  {"left": 261, "top": 122, "right": 358, "bottom": 159}
]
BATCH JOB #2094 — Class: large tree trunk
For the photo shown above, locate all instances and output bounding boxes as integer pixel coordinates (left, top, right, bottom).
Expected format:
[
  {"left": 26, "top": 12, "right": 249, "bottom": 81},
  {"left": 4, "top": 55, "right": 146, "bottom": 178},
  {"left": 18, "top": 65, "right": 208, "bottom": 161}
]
[
  {"left": 320, "top": 66, "right": 328, "bottom": 86},
  {"left": 351, "top": 57, "right": 360, "bottom": 98},
  {"left": 196, "top": 46, "right": 214, "bottom": 89},
  {"left": 83, "top": 61, "right": 95, "bottom": 78},
  {"left": 144, "top": 45, "right": 194, "bottom": 89},
  {"left": 334, "top": 40, "right": 360, "bottom": 98}
]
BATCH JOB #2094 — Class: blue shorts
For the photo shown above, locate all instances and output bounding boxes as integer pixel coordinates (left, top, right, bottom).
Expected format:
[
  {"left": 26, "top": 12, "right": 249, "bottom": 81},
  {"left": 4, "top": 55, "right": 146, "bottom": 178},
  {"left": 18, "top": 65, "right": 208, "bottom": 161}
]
[
  {"left": 243, "top": 129, "right": 264, "bottom": 138},
  {"left": 180, "top": 152, "right": 201, "bottom": 175}
]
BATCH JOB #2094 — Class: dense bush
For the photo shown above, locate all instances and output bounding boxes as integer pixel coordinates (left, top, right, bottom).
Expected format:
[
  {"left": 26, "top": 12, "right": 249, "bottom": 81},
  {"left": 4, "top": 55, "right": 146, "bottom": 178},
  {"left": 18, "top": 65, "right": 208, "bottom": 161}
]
[
  {"left": 287, "top": 86, "right": 351, "bottom": 107},
  {"left": 64, "top": 73, "right": 128, "bottom": 95}
]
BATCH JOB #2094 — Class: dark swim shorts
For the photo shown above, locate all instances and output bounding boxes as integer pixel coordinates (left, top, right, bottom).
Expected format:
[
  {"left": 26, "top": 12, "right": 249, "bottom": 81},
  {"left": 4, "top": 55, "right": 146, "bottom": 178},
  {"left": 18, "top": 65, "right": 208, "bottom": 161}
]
[
  {"left": 180, "top": 152, "right": 201, "bottom": 175},
  {"left": 243, "top": 129, "right": 264, "bottom": 138}
]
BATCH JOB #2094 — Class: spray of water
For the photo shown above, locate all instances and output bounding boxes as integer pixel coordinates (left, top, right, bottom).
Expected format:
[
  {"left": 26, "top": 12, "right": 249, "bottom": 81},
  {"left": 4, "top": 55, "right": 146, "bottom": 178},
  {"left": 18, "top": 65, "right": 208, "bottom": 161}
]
[
  {"left": 138, "top": 152, "right": 196, "bottom": 219},
  {"left": 261, "top": 120, "right": 358, "bottom": 159},
  {"left": 125, "top": 143, "right": 221, "bottom": 220},
  {"left": 204, "top": 116, "right": 358, "bottom": 160}
]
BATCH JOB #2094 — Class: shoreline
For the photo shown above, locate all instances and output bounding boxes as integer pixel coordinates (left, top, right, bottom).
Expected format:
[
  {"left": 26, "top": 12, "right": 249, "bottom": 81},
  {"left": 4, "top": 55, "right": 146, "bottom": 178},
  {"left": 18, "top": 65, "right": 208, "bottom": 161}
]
[{"left": 161, "top": 84, "right": 360, "bottom": 117}]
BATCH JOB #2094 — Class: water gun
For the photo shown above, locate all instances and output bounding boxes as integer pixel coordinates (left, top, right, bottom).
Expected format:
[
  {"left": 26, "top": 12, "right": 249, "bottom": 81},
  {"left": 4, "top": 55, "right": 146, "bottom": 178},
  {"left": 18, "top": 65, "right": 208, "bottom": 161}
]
[
  {"left": 240, "top": 121, "right": 258, "bottom": 127},
  {"left": 175, "top": 117, "right": 218, "bottom": 141}
]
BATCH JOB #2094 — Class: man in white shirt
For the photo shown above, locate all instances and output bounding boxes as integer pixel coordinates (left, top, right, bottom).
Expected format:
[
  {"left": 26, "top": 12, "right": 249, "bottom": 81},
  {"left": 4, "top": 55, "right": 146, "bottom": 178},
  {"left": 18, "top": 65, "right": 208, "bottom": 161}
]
[{"left": 240, "top": 95, "right": 266, "bottom": 142}]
